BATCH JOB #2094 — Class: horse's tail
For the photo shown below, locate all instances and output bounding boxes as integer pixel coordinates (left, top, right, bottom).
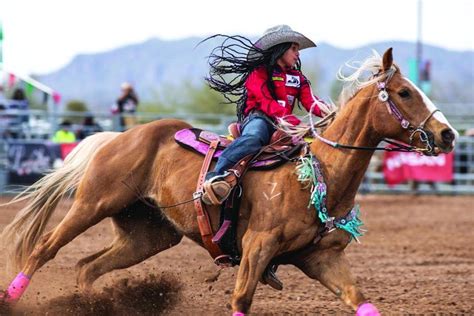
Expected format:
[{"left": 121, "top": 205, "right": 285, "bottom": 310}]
[{"left": 0, "top": 131, "right": 120, "bottom": 271}]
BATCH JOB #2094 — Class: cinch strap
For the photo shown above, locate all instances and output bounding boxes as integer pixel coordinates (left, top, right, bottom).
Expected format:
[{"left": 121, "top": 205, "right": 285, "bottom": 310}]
[{"left": 194, "top": 140, "right": 227, "bottom": 261}]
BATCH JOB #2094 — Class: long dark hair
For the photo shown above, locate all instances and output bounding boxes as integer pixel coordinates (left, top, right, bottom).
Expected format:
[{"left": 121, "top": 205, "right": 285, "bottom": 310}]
[{"left": 203, "top": 35, "right": 301, "bottom": 121}]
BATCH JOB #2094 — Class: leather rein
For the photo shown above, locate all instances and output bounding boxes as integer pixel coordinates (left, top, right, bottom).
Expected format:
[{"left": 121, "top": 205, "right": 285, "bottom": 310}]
[{"left": 312, "top": 78, "right": 441, "bottom": 155}]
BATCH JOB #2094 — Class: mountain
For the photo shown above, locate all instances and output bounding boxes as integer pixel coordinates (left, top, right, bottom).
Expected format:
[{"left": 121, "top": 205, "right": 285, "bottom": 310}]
[{"left": 38, "top": 37, "right": 474, "bottom": 112}]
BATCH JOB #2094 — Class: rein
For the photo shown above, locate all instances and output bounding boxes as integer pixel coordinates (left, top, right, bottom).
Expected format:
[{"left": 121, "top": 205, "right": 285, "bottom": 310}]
[
  {"left": 313, "top": 134, "right": 416, "bottom": 152},
  {"left": 310, "top": 79, "right": 441, "bottom": 155}
]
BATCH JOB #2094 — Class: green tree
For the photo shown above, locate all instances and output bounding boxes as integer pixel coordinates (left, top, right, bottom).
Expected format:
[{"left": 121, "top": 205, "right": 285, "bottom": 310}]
[
  {"left": 65, "top": 100, "right": 89, "bottom": 123},
  {"left": 302, "top": 62, "right": 322, "bottom": 87},
  {"left": 181, "top": 82, "right": 234, "bottom": 115}
]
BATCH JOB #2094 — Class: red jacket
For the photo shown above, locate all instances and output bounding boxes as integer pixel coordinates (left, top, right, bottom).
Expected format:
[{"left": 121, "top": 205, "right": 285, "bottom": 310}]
[{"left": 244, "top": 66, "right": 324, "bottom": 125}]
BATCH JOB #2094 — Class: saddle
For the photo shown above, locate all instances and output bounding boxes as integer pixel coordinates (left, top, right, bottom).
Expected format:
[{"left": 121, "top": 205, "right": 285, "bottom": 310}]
[
  {"left": 174, "top": 126, "right": 303, "bottom": 290},
  {"left": 174, "top": 127, "right": 302, "bottom": 170}
]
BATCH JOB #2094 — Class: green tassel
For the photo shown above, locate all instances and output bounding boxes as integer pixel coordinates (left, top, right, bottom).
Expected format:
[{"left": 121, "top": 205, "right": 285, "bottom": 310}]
[
  {"left": 335, "top": 205, "right": 364, "bottom": 240},
  {"left": 295, "top": 156, "right": 314, "bottom": 184},
  {"left": 296, "top": 154, "right": 365, "bottom": 241}
]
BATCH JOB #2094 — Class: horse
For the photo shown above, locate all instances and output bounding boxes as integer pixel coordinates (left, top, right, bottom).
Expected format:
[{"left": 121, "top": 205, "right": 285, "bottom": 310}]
[{"left": 0, "top": 48, "right": 457, "bottom": 315}]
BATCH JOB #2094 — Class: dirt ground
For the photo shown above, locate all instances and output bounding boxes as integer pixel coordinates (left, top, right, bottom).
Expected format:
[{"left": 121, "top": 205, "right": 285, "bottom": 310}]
[{"left": 0, "top": 194, "right": 473, "bottom": 315}]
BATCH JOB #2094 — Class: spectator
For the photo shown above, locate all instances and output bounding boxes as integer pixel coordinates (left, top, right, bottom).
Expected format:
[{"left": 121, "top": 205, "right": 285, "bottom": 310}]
[
  {"left": 10, "top": 87, "right": 29, "bottom": 124},
  {"left": 111, "top": 82, "right": 139, "bottom": 131},
  {"left": 76, "top": 114, "right": 103, "bottom": 140},
  {"left": 52, "top": 120, "right": 76, "bottom": 143},
  {"left": 0, "top": 88, "right": 29, "bottom": 138},
  {"left": 11, "top": 88, "right": 28, "bottom": 106}
]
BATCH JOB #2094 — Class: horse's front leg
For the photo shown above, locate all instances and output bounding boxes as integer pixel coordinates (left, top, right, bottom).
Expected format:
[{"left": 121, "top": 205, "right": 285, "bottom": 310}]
[
  {"left": 295, "top": 246, "right": 380, "bottom": 316},
  {"left": 232, "top": 230, "right": 280, "bottom": 315}
]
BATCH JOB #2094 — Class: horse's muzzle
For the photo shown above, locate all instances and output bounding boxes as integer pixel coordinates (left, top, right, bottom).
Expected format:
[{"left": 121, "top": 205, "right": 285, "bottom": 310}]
[{"left": 441, "top": 128, "right": 456, "bottom": 147}]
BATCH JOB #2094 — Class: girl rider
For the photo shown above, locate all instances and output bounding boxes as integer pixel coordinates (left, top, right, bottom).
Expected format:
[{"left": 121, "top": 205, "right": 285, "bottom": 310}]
[{"left": 202, "top": 25, "right": 332, "bottom": 205}]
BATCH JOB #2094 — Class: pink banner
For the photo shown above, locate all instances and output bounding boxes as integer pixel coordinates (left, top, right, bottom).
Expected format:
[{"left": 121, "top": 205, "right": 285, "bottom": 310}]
[{"left": 383, "top": 151, "right": 454, "bottom": 186}]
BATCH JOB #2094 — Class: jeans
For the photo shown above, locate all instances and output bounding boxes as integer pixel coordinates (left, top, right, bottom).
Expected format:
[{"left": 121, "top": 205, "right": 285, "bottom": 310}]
[{"left": 207, "top": 114, "right": 275, "bottom": 179}]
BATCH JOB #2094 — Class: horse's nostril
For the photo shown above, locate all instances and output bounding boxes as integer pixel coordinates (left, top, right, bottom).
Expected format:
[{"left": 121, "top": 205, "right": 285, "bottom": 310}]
[{"left": 441, "top": 129, "right": 455, "bottom": 144}]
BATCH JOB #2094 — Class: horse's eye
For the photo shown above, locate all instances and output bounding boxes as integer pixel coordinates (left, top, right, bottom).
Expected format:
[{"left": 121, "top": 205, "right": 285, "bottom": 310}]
[{"left": 398, "top": 89, "right": 410, "bottom": 98}]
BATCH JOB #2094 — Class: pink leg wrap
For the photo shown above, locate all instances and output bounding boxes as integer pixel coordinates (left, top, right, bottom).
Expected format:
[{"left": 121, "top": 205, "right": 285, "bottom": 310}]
[
  {"left": 4, "top": 272, "right": 31, "bottom": 303},
  {"left": 233, "top": 312, "right": 245, "bottom": 316},
  {"left": 356, "top": 303, "right": 380, "bottom": 316}
]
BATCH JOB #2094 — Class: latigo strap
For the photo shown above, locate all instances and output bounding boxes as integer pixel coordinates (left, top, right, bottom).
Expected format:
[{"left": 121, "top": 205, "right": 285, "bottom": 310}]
[{"left": 193, "top": 140, "right": 229, "bottom": 264}]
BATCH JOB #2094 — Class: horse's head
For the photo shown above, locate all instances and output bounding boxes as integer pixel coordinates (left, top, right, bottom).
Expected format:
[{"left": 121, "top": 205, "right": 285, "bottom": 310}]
[{"left": 367, "top": 48, "right": 458, "bottom": 155}]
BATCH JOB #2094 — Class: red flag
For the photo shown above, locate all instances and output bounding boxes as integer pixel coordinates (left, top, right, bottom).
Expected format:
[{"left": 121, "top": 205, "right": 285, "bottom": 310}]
[
  {"left": 8, "top": 73, "right": 16, "bottom": 87},
  {"left": 52, "top": 91, "right": 61, "bottom": 104}
]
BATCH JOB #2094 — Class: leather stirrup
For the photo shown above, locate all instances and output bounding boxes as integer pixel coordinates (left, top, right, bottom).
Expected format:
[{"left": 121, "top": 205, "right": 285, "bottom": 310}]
[
  {"left": 260, "top": 264, "right": 283, "bottom": 291},
  {"left": 202, "top": 181, "right": 231, "bottom": 205}
]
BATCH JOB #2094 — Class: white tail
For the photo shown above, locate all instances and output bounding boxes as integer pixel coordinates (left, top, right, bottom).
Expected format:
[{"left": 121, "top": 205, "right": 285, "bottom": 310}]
[{"left": 0, "top": 132, "right": 120, "bottom": 272}]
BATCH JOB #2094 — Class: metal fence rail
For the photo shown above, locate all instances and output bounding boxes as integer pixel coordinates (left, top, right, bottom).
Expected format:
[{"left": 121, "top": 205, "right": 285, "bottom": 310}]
[
  {"left": 361, "top": 136, "right": 474, "bottom": 194},
  {"left": 0, "top": 110, "right": 473, "bottom": 194}
]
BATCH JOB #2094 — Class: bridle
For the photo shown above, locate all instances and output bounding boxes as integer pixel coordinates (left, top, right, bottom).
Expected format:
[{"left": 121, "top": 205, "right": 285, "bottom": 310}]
[
  {"left": 311, "top": 75, "right": 441, "bottom": 155},
  {"left": 376, "top": 80, "right": 440, "bottom": 154}
]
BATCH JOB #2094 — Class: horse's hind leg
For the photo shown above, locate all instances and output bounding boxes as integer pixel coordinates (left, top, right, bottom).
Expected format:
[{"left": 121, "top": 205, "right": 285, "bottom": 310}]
[
  {"left": 20, "top": 201, "right": 109, "bottom": 277},
  {"left": 19, "top": 175, "right": 140, "bottom": 277},
  {"left": 76, "top": 201, "right": 183, "bottom": 291},
  {"left": 294, "top": 248, "right": 380, "bottom": 315},
  {"left": 75, "top": 247, "right": 111, "bottom": 270}
]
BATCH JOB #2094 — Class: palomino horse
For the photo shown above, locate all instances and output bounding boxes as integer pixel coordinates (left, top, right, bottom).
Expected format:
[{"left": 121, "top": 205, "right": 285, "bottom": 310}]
[{"left": 0, "top": 48, "right": 457, "bottom": 315}]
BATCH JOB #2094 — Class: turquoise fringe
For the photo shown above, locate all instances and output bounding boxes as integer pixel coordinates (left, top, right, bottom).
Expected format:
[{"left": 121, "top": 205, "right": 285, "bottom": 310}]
[
  {"left": 335, "top": 205, "right": 364, "bottom": 240},
  {"left": 295, "top": 155, "right": 314, "bottom": 185},
  {"left": 296, "top": 154, "right": 364, "bottom": 241}
]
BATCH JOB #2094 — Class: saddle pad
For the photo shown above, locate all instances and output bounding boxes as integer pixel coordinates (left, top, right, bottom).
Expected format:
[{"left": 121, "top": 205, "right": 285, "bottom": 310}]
[
  {"left": 174, "top": 128, "right": 291, "bottom": 169},
  {"left": 175, "top": 128, "right": 225, "bottom": 158}
]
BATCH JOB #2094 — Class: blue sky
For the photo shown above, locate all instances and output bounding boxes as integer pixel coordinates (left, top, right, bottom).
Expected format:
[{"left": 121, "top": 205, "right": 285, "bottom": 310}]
[{"left": 1, "top": 0, "right": 473, "bottom": 76}]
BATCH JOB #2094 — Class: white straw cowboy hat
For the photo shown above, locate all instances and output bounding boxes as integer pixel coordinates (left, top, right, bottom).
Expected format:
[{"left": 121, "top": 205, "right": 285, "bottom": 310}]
[
  {"left": 254, "top": 25, "right": 316, "bottom": 51},
  {"left": 248, "top": 25, "right": 316, "bottom": 60}
]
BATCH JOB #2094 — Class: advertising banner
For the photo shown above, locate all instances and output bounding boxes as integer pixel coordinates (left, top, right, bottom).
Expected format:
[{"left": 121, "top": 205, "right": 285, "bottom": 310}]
[{"left": 383, "top": 151, "right": 454, "bottom": 186}]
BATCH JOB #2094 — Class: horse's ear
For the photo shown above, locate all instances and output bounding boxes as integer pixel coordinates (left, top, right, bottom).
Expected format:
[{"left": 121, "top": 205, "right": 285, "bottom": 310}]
[{"left": 382, "top": 48, "right": 393, "bottom": 71}]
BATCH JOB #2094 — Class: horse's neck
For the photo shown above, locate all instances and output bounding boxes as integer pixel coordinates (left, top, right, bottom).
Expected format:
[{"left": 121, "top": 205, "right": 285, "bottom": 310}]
[{"left": 312, "top": 89, "right": 380, "bottom": 217}]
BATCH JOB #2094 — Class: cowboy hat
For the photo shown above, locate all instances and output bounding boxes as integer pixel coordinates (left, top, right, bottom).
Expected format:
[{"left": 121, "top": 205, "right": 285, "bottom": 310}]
[{"left": 254, "top": 25, "right": 316, "bottom": 51}]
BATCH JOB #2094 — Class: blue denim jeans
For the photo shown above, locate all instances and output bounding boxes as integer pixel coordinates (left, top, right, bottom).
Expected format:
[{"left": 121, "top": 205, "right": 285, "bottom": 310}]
[{"left": 207, "top": 114, "right": 275, "bottom": 179}]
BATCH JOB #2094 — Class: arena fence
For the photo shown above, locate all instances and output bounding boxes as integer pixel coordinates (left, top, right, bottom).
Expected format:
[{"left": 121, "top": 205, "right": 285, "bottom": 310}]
[
  {"left": 0, "top": 109, "right": 472, "bottom": 194},
  {"left": 361, "top": 136, "right": 474, "bottom": 195}
]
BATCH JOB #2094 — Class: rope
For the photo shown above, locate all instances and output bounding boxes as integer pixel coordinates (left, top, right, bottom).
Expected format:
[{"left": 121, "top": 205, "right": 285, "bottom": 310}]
[{"left": 121, "top": 175, "right": 199, "bottom": 210}]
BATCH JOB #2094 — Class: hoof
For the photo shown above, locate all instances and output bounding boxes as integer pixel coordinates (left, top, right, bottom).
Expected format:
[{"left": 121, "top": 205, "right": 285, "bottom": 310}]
[
  {"left": 356, "top": 303, "right": 380, "bottom": 316},
  {"left": 3, "top": 272, "right": 31, "bottom": 303},
  {"left": 0, "top": 291, "right": 12, "bottom": 314}
]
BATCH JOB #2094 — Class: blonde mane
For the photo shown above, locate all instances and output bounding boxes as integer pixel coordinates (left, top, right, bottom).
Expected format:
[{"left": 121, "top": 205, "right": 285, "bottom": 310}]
[
  {"left": 278, "top": 50, "right": 397, "bottom": 138},
  {"left": 337, "top": 50, "right": 397, "bottom": 107}
]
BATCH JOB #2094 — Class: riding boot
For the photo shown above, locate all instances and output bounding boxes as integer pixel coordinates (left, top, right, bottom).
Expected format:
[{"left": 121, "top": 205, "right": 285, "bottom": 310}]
[
  {"left": 202, "top": 171, "right": 235, "bottom": 205},
  {"left": 201, "top": 115, "right": 274, "bottom": 205}
]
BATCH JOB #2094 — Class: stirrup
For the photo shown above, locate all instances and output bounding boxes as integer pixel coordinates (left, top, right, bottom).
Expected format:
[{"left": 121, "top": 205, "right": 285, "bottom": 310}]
[
  {"left": 261, "top": 264, "right": 283, "bottom": 291},
  {"left": 202, "top": 179, "right": 232, "bottom": 205},
  {"left": 214, "top": 254, "right": 233, "bottom": 267}
]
